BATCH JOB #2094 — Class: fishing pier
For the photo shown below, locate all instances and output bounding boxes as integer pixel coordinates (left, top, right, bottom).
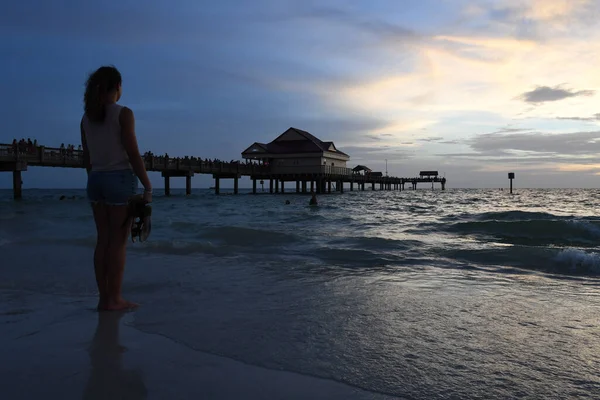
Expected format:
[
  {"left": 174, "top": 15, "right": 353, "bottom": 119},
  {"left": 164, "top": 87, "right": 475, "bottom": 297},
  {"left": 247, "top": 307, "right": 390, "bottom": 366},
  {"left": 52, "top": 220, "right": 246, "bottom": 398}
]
[{"left": 1, "top": 128, "right": 446, "bottom": 199}]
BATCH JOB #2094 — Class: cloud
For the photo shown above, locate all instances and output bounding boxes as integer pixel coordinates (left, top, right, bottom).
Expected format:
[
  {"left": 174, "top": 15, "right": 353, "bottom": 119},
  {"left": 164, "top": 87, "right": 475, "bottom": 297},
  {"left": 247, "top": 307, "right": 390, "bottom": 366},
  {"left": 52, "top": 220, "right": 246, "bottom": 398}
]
[
  {"left": 470, "top": 130, "right": 600, "bottom": 155},
  {"left": 462, "top": 0, "right": 599, "bottom": 39},
  {"left": 434, "top": 130, "right": 600, "bottom": 173},
  {"left": 427, "top": 127, "right": 600, "bottom": 185},
  {"left": 518, "top": 85, "right": 595, "bottom": 103},
  {"left": 556, "top": 113, "right": 600, "bottom": 121},
  {"left": 439, "top": 140, "right": 462, "bottom": 145},
  {"left": 489, "top": 127, "right": 532, "bottom": 134},
  {"left": 418, "top": 136, "right": 444, "bottom": 142},
  {"left": 266, "top": 4, "right": 419, "bottom": 44}
]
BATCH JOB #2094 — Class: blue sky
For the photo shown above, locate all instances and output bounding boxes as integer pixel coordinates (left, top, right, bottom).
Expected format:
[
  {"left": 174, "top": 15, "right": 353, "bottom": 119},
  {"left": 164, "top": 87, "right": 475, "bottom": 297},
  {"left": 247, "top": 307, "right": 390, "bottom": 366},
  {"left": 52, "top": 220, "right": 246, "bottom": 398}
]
[{"left": 2, "top": 0, "right": 600, "bottom": 189}]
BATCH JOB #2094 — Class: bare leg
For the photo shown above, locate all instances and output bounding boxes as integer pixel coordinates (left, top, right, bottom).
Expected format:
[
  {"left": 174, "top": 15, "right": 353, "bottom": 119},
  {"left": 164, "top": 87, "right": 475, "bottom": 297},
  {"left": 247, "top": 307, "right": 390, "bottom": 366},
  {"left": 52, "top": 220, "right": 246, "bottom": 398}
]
[
  {"left": 105, "top": 205, "right": 138, "bottom": 311},
  {"left": 92, "top": 203, "right": 109, "bottom": 310}
]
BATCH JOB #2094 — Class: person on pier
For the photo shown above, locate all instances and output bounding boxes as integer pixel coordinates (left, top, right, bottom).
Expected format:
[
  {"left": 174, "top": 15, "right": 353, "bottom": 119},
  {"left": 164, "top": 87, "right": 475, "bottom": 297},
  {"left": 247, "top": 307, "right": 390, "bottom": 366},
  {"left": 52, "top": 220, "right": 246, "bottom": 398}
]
[{"left": 81, "top": 65, "right": 152, "bottom": 311}]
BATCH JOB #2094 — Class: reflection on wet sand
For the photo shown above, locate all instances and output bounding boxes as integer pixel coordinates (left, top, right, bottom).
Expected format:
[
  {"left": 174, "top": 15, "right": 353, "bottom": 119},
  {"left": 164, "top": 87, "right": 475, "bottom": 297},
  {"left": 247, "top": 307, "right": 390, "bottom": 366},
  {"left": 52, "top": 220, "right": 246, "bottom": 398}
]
[{"left": 82, "top": 312, "right": 147, "bottom": 400}]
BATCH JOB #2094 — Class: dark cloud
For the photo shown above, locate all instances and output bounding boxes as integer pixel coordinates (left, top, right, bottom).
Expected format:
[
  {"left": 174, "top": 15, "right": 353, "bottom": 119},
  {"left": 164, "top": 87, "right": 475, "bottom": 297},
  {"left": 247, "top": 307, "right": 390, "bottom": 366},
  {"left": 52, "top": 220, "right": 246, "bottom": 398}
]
[
  {"left": 364, "top": 132, "right": 398, "bottom": 141},
  {"left": 489, "top": 127, "right": 531, "bottom": 134},
  {"left": 438, "top": 154, "right": 599, "bottom": 165},
  {"left": 556, "top": 113, "right": 600, "bottom": 121},
  {"left": 418, "top": 136, "right": 444, "bottom": 142},
  {"left": 470, "top": 130, "right": 600, "bottom": 155},
  {"left": 303, "top": 6, "right": 416, "bottom": 40},
  {"left": 263, "top": 4, "right": 418, "bottom": 42},
  {"left": 439, "top": 140, "right": 461, "bottom": 145},
  {"left": 518, "top": 85, "right": 595, "bottom": 103},
  {"left": 434, "top": 131, "right": 600, "bottom": 167}
]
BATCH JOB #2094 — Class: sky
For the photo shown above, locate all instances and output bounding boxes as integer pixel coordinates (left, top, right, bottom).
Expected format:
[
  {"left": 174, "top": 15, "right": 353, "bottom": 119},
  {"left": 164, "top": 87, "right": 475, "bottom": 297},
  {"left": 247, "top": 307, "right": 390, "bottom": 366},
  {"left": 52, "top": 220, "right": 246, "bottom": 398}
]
[{"left": 2, "top": 0, "right": 600, "bottom": 189}]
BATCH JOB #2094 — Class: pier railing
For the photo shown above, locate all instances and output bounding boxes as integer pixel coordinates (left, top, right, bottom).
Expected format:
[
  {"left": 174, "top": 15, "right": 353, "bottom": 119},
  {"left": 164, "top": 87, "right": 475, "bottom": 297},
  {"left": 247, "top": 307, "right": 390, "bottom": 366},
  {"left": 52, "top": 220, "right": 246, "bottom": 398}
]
[
  {"left": 270, "top": 165, "right": 353, "bottom": 176},
  {"left": 0, "top": 144, "right": 271, "bottom": 175},
  {"left": 1, "top": 144, "right": 372, "bottom": 178}
]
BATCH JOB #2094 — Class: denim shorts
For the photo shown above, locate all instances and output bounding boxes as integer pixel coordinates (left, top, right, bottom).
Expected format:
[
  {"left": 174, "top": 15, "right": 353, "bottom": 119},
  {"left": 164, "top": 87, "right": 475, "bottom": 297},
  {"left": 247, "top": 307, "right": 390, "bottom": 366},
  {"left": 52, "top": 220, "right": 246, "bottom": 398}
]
[{"left": 87, "top": 169, "right": 138, "bottom": 206}]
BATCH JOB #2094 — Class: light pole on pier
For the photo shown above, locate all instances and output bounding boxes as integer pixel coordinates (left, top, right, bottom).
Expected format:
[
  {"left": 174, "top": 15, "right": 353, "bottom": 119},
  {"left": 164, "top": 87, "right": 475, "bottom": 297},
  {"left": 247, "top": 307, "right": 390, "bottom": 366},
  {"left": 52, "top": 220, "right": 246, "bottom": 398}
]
[{"left": 385, "top": 159, "right": 388, "bottom": 176}]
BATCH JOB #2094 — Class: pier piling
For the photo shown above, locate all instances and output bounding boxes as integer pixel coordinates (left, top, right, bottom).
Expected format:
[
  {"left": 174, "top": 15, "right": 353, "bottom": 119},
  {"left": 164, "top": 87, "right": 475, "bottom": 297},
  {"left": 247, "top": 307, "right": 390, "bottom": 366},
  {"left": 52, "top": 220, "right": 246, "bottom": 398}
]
[
  {"left": 164, "top": 175, "right": 170, "bottom": 196},
  {"left": 186, "top": 174, "right": 192, "bottom": 195},
  {"left": 13, "top": 170, "right": 22, "bottom": 200}
]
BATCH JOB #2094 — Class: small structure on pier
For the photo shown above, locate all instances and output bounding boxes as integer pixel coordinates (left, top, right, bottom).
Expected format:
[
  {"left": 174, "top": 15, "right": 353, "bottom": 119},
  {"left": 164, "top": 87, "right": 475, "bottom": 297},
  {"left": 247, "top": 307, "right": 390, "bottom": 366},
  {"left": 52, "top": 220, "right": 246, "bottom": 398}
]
[
  {"left": 419, "top": 171, "right": 439, "bottom": 179},
  {"left": 352, "top": 165, "right": 372, "bottom": 175}
]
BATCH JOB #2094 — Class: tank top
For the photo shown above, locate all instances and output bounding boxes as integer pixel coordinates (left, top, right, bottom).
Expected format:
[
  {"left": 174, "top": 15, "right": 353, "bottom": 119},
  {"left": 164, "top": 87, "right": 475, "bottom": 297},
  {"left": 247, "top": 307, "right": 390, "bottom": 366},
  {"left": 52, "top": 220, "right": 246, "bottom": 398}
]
[{"left": 82, "top": 103, "right": 131, "bottom": 171}]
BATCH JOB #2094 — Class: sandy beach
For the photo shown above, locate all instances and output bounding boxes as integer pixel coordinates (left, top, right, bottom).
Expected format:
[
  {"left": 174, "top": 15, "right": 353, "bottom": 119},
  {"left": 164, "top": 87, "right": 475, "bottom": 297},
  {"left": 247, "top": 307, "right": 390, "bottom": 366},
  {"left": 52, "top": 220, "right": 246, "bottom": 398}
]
[{"left": 0, "top": 290, "right": 394, "bottom": 400}]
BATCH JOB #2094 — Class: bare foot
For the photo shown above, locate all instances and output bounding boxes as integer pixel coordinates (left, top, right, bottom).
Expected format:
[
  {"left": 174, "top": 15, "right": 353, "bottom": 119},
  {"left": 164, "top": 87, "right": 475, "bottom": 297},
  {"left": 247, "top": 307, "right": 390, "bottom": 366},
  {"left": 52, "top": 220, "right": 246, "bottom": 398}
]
[{"left": 105, "top": 299, "right": 139, "bottom": 311}]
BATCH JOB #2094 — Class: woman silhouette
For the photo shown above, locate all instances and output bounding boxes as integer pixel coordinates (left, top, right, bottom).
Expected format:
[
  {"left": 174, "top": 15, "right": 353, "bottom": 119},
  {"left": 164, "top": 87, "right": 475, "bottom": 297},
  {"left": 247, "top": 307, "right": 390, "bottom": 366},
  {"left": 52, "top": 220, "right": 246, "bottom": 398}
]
[{"left": 81, "top": 66, "right": 152, "bottom": 310}]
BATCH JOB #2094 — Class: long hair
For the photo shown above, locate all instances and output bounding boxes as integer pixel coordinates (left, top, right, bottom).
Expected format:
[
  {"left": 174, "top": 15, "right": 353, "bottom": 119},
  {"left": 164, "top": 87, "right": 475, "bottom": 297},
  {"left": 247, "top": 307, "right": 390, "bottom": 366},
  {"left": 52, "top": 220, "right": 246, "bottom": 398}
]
[{"left": 83, "top": 66, "right": 122, "bottom": 123}]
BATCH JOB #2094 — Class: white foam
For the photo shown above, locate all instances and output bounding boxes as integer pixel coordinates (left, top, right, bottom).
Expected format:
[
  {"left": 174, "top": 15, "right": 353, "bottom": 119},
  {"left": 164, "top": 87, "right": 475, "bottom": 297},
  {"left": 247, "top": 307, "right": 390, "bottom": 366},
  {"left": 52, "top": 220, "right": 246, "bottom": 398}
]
[{"left": 554, "top": 248, "right": 600, "bottom": 273}]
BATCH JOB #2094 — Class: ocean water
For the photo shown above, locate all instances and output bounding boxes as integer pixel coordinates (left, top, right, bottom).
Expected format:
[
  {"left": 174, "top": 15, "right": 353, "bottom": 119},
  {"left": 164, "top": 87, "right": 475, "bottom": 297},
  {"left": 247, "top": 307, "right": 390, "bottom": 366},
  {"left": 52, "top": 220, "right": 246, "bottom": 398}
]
[{"left": 1, "top": 188, "right": 600, "bottom": 399}]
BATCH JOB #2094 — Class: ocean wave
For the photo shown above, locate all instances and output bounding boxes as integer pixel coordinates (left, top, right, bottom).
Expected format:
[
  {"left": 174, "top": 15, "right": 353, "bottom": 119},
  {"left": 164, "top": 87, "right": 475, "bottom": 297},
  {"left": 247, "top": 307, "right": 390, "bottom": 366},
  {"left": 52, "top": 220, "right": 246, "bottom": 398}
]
[
  {"left": 312, "top": 246, "right": 403, "bottom": 267},
  {"left": 440, "top": 245, "right": 600, "bottom": 276},
  {"left": 328, "top": 236, "right": 422, "bottom": 252},
  {"left": 27, "top": 225, "right": 304, "bottom": 254},
  {"left": 475, "top": 210, "right": 561, "bottom": 221},
  {"left": 170, "top": 221, "right": 203, "bottom": 233},
  {"left": 196, "top": 226, "right": 302, "bottom": 247},
  {"left": 444, "top": 219, "right": 600, "bottom": 247},
  {"left": 135, "top": 239, "right": 227, "bottom": 256},
  {"left": 17, "top": 235, "right": 250, "bottom": 257}
]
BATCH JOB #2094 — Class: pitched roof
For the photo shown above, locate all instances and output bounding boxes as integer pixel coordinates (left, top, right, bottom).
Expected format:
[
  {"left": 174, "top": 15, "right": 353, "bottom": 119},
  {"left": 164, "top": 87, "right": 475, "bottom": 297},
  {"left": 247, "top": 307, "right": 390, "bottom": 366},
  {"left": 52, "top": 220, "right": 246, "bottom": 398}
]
[{"left": 242, "top": 127, "right": 349, "bottom": 157}]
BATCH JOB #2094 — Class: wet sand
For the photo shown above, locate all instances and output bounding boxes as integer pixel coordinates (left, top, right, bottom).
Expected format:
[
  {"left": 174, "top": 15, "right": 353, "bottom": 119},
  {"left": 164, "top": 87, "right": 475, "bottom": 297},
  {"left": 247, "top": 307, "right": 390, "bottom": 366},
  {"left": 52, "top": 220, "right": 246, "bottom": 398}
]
[{"left": 0, "top": 291, "right": 395, "bottom": 400}]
